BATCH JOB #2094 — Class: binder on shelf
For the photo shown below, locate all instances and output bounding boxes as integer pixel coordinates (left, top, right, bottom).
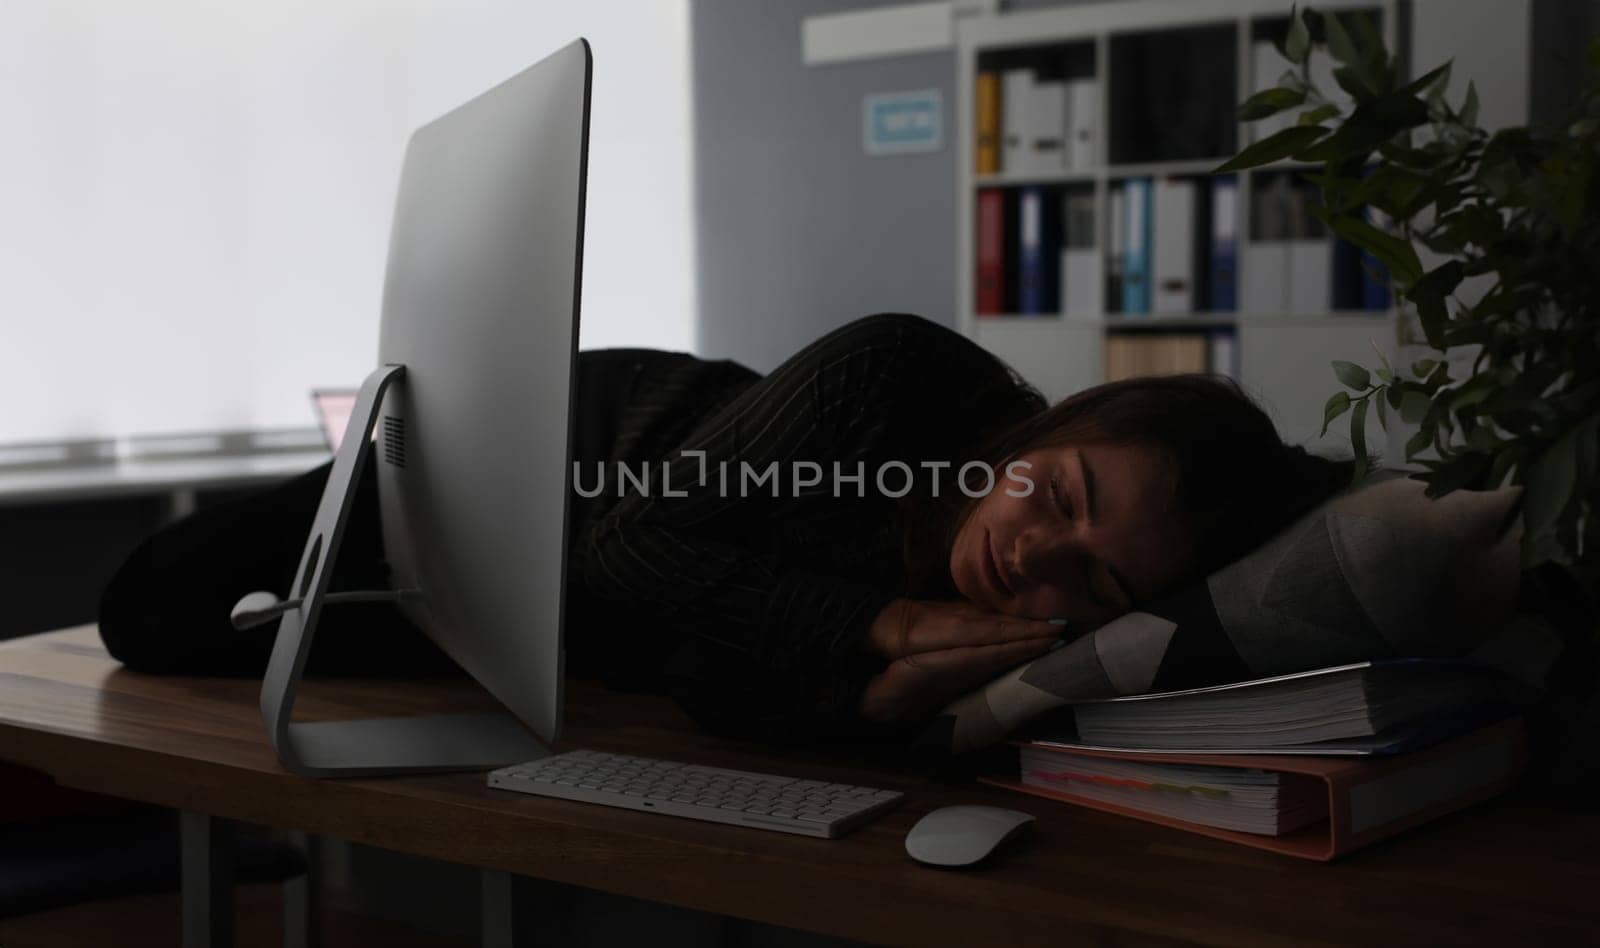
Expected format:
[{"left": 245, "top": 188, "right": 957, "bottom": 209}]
[
  {"left": 1018, "top": 186, "right": 1061, "bottom": 315},
  {"left": 1289, "top": 242, "right": 1332, "bottom": 314},
  {"left": 975, "top": 71, "right": 1000, "bottom": 174},
  {"left": 1065, "top": 78, "right": 1098, "bottom": 171},
  {"left": 1029, "top": 80, "right": 1069, "bottom": 173},
  {"left": 1106, "top": 185, "right": 1125, "bottom": 315},
  {"left": 1003, "top": 188, "right": 1021, "bottom": 312},
  {"left": 976, "top": 188, "right": 1005, "bottom": 316},
  {"left": 1001, "top": 69, "right": 1033, "bottom": 173},
  {"left": 983, "top": 717, "right": 1526, "bottom": 862},
  {"left": 1243, "top": 173, "right": 1292, "bottom": 314},
  {"left": 1061, "top": 190, "right": 1099, "bottom": 317},
  {"left": 1209, "top": 176, "right": 1238, "bottom": 312},
  {"left": 1121, "top": 177, "right": 1151, "bottom": 315},
  {"left": 1152, "top": 178, "right": 1197, "bottom": 315},
  {"left": 1243, "top": 243, "right": 1288, "bottom": 314}
]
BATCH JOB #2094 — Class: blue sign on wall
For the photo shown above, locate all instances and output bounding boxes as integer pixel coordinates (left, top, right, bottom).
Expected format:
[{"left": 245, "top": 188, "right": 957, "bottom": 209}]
[{"left": 862, "top": 89, "right": 944, "bottom": 156}]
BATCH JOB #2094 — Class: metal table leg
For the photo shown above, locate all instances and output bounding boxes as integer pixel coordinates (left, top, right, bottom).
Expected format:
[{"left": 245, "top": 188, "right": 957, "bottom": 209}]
[
  {"left": 482, "top": 869, "right": 519, "bottom": 948},
  {"left": 282, "top": 831, "right": 321, "bottom": 948},
  {"left": 180, "top": 810, "right": 236, "bottom": 948}
]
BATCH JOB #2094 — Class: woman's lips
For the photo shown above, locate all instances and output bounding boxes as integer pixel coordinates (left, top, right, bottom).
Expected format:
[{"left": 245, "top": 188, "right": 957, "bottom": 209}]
[{"left": 982, "top": 530, "right": 1013, "bottom": 598}]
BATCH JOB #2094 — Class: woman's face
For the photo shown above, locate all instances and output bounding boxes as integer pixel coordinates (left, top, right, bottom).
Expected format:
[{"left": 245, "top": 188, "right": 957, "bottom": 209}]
[{"left": 948, "top": 441, "right": 1196, "bottom": 626}]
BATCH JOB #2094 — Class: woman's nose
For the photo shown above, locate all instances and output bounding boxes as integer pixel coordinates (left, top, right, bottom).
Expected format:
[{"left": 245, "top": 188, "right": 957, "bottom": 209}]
[{"left": 1012, "top": 527, "right": 1078, "bottom": 582}]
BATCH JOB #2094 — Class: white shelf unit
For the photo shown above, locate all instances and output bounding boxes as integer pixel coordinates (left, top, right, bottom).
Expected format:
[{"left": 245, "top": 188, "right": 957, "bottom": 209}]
[{"left": 954, "top": 0, "right": 1402, "bottom": 450}]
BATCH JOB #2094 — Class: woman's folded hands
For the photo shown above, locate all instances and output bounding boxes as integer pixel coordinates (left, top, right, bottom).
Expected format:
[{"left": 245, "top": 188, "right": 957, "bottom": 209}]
[{"left": 858, "top": 599, "right": 1058, "bottom": 726}]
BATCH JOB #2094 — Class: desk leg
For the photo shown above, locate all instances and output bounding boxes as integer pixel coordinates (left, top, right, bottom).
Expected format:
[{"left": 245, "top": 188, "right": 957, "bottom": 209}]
[
  {"left": 283, "top": 831, "right": 321, "bottom": 948},
  {"left": 481, "top": 870, "right": 520, "bottom": 948},
  {"left": 180, "top": 810, "right": 236, "bottom": 948}
]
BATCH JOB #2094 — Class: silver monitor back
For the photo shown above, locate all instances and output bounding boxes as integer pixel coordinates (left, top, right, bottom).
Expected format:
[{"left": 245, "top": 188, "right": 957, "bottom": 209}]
[
  {"left": 376, "top": 40, "right": 591, "bottom": 745},
  {"left": 257, "top": 38, "right": 590, "bottom": 777}
]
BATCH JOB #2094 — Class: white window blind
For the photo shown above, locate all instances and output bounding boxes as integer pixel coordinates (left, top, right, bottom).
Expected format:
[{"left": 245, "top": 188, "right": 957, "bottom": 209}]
[{"left": 0, "top": 0, "right": 696, "bottom": 448}]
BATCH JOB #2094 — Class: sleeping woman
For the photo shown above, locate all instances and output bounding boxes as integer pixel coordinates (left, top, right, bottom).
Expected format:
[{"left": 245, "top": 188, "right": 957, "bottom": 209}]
[{"left": 98, "top": 313, "right": 1348, "bottom": 742}]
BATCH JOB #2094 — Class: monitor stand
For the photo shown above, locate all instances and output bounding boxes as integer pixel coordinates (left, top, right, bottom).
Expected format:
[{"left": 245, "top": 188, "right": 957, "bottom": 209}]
[{"left": 258, "top": 363, "right": 549, "bottom": 778}]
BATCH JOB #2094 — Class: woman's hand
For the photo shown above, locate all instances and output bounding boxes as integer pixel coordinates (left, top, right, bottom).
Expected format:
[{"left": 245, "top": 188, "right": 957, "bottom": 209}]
[{"left": 858, "top": 599, "right": 1059, "bottom": 726}]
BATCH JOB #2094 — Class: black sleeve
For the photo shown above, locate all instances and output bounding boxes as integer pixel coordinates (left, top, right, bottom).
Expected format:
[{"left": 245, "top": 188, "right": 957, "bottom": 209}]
[
  {"left": 97, "top": 460, "right": 452, "bottom": 677},
  {"left": 579, "top": 313, "right": 1039, "bottom": 741}
]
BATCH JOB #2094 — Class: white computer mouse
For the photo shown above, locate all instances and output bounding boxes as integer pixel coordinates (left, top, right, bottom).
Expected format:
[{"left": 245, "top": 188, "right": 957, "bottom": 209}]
[{"left": 904, "top": 805, "right": 1036, "bottom": 868}]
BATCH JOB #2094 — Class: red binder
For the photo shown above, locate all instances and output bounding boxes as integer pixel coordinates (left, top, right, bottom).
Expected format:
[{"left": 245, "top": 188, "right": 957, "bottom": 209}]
[
  {"left": 981, "top": 717, "right": 1526, "bottom": 861},
  {"left": 976, "top": 188, "right": 1004, "bottom": 315}
]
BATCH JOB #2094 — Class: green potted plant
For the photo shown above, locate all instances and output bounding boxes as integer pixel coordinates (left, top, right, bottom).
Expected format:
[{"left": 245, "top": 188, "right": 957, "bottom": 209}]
[
  {"left": 1216, "top": 7, "right": 1599, "bottom": 790},
  {"left": 1218, "top": 8, "right": 1597, "bottom": 594}
]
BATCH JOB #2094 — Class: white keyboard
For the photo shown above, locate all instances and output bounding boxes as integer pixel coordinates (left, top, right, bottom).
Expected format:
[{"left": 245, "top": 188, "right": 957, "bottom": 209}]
[{"left": 488, "top": 749, "right": 904, "bottom": 839}]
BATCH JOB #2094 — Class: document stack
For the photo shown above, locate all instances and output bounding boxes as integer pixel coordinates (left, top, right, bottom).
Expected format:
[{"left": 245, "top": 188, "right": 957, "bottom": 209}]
[{"left": 984, "top": 661, "right": 1529, "bottom": 860}]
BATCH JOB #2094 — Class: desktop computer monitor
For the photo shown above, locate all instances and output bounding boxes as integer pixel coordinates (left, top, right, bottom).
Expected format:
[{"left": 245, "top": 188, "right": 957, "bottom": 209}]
[{"left": 252, "top": 39, "right": 591, "bottom": 777}]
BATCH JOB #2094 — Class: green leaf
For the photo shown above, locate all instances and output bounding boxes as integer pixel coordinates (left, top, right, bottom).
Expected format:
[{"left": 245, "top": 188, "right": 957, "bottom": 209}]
[
  {"left": 1460, "top": 80, "right": 1480, "bottom": 128},
  {"left": 1405, "top": 425, "right": 1434, "bottom": 460},
  {"left": 1400, "top": 62, "right": 1452, "bottom": 100},
  {"left": 1333, "top": 360, "right": 1373, "bottom": 391},
  {"left": 1487, "top": 445, "right": 1524, "bottom": 490},
  {"left": 1411, "top": 358, "right": 1439, "bottom": 378},
  {"left": 1310, "top": 204, "right": 1424, "bottom": 285},
  {"left": 1375, "top": 392, "right": 1390, "bottom": 431},
  {"left": 1405, "top": 260, "right": 1467, "bottom": 348},
  {"left": 1424, "top": 452, "right": 1491, "bottom": 497},
  {"left": 1324, "top": 13, "right": 1359, "bottom": 67},
  {"left": 1523, "top": 432, "right": 1579, "bottom": 545},
  {"left": 1238, "top": 86, "right": 1308, "bottom": 121},
  {"left": 1299, "top": 103, "right": 1341, "bottom": 126},
  {"left": 1400, "top": 390, "right": 1432, "bottom": 425},
  {"left": 1352, "top": 12, "right": 1386, "bottom": 65},
  {"left": 1415, "top": 260, "right": 1467, "bottom": 297},
  {"left": 1213, "top": 125, "right": 1330, "bottom": 173},
  {"left": 1411, "top": 286, "right": 1449, "bottom": 349},
  {"left": 1285, "top": 7, "right": 1311, "bottom": 66},
  {"left": 1322, "top": 391, "right": 1352, "bottom": 436},
  {"left": 1350, "top": 398, "right": 1371, "bottom": 480}
]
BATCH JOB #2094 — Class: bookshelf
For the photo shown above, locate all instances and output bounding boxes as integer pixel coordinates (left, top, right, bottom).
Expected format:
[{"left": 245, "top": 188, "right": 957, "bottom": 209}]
[{"left": 954, "top": 0, "right": 1403, "bottom": 449}]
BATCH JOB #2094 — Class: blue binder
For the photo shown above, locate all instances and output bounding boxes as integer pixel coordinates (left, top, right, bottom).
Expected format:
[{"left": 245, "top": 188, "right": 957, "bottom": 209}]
[
  {"left": 1121, "top": 178, "right": 1151, "bottom": 315},
  {"left": 1018, "top": 186, "right": 1062, "bottom": 315},
  {"left": 1209, "top": 175, "right": 1238, "bottom": 312}
]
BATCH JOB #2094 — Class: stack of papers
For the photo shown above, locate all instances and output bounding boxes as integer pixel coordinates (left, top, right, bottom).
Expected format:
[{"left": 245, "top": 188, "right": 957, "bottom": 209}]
[
  {"left": 1019, "top": 752, "right": 1327, "bottom": 836},
  {"left": 1065, "top": 661, "right": 1517, "bottom": 751}
]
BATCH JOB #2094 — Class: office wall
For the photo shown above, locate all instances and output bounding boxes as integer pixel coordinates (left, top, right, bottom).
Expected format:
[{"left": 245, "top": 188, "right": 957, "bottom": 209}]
[{"left": 690, "top": 0, "right": 960, "bottom": 372}]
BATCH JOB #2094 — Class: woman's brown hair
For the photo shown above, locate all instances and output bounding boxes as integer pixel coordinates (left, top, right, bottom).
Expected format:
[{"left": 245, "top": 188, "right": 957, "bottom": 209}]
[{"left": 900, "top": 373, "right": 1353, "bottom": 601}]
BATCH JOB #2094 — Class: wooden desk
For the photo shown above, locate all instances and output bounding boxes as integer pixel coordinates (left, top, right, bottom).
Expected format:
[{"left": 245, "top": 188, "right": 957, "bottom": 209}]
[{"left": 2, "top": 627, "right": 1597, "bottom": 947}]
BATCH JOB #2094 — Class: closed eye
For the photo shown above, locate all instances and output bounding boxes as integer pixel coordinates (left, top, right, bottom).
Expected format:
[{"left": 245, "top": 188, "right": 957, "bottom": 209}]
[{"left": 1048, "top": 471, "right": 1073, "bottom": 519}]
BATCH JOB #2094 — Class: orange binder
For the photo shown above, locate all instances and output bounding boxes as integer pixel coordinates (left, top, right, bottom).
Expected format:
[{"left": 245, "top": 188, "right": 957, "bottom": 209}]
[
  {"left": 975, "top": 71, "right": 1000, "bottom": 174},
  {"left": 981, "top": 717, "right": 1526, "bottom": 861}
]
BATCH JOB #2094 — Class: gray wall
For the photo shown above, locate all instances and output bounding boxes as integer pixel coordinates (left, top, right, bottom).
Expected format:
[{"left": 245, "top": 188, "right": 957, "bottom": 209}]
[{"left": 690, "top": 0, "right": 958, "bottom": 372}]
